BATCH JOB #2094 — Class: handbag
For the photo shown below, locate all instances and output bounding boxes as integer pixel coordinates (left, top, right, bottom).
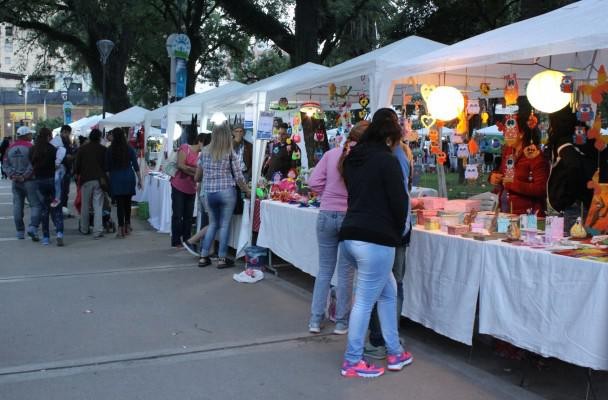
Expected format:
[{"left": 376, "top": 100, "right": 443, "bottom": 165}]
[
  {"left": 162, "top": 151, "right": 179, "bottom": 177},
  {"left": 229, "top": 153, "right": 244, "bottom": 215}
]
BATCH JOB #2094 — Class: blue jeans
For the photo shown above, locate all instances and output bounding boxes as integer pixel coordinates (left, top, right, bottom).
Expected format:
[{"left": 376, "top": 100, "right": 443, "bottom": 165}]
[
  {"left": 54, "top": 165, "right": 65, "bottom": 201},
  {"left": 201, "top": 188, "right": 236, "bottom": 258},
  {"left": 369, "top": 244, "right": 407, "bottom": 347},
  {"left": 35, "top": 178, "right": 64, "bottom": 237},
  {"left": 310, "top": 211, "right": 354, "bottom": 326},
  {"left": 12, "top": 180, "right": 41, "bottom": 233},
  {"left": 341, "top": 240, "right": 403, "bottom": 363}
]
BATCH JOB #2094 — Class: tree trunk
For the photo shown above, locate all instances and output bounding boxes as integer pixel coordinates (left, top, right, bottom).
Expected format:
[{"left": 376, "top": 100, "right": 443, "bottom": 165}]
[{"left": 293, "top": 0, "right": 320, "bottom": 66}]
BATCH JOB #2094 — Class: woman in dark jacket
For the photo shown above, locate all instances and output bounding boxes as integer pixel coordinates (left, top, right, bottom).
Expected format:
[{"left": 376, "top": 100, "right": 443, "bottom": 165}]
[
  {"left": 105, "top": 128, "right": 142, "bottom": 238},
  {"left": 30, "top": 127, "right": 64, "bottom": 246},
  {"left": 338, "top": 108, "right": 412, "bottom": 378}
]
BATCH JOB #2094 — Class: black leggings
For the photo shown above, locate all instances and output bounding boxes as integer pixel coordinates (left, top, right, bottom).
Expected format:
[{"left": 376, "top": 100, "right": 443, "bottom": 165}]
[{"left": 115, "top": 195, "right": 132, "bottom": 227}]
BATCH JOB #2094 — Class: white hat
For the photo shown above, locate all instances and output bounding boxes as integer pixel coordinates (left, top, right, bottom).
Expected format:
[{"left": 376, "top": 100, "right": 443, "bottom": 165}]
[{"left": 16, "top": 126, "right": 33, "bottom": 136}]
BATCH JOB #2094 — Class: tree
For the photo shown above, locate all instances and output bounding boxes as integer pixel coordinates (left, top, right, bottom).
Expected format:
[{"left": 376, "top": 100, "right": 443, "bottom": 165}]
[{"left": 231, "top": 48, "right": 290, "bottom": 84}]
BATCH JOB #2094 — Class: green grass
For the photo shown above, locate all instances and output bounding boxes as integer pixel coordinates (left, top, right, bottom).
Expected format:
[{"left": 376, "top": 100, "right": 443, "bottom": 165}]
[{"left": 416, "top": 171, "right": 492, "bottom": 200}]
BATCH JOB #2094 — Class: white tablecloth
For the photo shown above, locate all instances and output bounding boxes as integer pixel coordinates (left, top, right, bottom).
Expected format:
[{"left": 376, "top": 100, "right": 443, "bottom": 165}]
[
  {"left": 403, "top": 228, "right": 483, "bottom": 345},
  {"left": 479, "top": 240, "right": 608, "bottom": 371},
  {"left": 256, "top": 200, "right": 608, "bottom": 370},
  {"left": 145, "top": 174, "right": 249, "bottom": 256}
]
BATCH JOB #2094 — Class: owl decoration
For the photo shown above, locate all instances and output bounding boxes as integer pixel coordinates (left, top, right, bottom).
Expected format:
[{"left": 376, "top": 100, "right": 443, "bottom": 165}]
[
  {"left": 500, "top": 114, "right": 519, "bottom": 144},
  {"left": 466, "top": 99, "right": 480, "bottom": 114},
  {"left": 560, "top": 75, "right": 574, "bottom": 93},
  {"left": 465, "top": 164, "right": 479, "bottom": 181},
  {"left": 436, "top": 151, "right": 447, "bottom": 165},
  {"left": 504, "top": 74, "right": 519, "bottom": 106},
  {"left": 314, "top": 129, "right": 325, "bottom": 142},
  {"left": 577, "top": 104, "right": 595, "bottom": 122},
  {"left": 457, "top": 144, "right": 470, "bottom": 159},
  {"left": 480, "top": 82, "right": 491, "bottom": 97},
  {"left": 573, "top": 126, "right": 587, "bottom": 145}
]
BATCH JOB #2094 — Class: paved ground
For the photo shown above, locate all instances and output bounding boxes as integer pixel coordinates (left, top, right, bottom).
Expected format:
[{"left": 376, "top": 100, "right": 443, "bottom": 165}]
[{"left": 0, "top": 178, "right": 604, "bottom": 400}]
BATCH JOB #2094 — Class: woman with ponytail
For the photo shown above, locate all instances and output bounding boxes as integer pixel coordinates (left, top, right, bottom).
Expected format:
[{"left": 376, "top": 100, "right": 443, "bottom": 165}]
[{"left": 307, "top": 121, "right": 369, "bottom": 335}]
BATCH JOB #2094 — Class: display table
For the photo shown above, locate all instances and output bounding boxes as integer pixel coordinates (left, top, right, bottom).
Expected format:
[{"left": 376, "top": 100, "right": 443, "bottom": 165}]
[
  {"left": 256, "top": 199, "right": 608, "bottom": 370},
  {"left": 144, "top": 173, "right": 249, "bottom": 256}
]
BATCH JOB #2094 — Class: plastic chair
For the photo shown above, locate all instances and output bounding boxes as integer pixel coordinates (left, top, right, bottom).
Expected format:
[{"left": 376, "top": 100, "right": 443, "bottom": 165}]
[{"left": 468, "top": 192, "right": 498, "bottom": 211}]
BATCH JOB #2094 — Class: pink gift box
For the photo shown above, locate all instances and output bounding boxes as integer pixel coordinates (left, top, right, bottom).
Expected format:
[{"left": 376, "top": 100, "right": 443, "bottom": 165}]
[
  {"left": 417, "top": 209, "right": 438, "bottom": 226},
  {"left": 443, "top": 199, "right": 482, "bottom": 213},
  {"left": 421, "top": 197, "right": 448, "bottom": 210}
]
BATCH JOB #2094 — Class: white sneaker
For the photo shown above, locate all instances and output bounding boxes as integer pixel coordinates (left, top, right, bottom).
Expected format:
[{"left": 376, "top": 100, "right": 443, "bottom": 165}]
[{"left": 233, "top": 268, "right": 264, "bottom": 283}]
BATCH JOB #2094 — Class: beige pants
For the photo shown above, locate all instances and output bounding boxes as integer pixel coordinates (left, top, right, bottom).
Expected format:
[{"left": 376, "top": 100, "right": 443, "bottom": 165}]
[{"left": 81, "top": 180, "right": 104, "bottom": 234}]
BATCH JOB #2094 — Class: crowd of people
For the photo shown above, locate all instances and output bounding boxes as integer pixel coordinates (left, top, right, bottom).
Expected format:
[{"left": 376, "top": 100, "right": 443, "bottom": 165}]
[{"left": 2, "top": 124, "right": 142, "bottom": 245}]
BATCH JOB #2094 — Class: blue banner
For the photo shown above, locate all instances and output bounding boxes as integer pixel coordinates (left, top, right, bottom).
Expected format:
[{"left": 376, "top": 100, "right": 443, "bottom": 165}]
[
  {"left": 63, "top": 101, "right": 73, "bottom": 124},
  {"left": 176, "top": 58, "right": 187, "bottom": 100}
]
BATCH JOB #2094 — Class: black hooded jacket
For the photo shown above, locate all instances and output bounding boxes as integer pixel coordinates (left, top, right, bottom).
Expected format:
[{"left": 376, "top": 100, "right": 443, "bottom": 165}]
[{"left": 339, "top": 142, "right": 407, "bottom": 247}]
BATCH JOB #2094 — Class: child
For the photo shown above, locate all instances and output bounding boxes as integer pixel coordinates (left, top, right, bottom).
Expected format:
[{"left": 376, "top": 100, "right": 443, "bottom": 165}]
[{"left": 50, "top": 134, "right": 67, "bottom": 208}]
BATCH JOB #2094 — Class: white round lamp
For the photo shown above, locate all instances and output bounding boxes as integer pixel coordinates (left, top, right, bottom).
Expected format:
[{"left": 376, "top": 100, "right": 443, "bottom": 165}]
[
  {"left": 526, "top": 70, "right": 571, "bottom": 113},
  {"left": 427, "top": 86, "right": 464, "bottom": 121},
  {"left": 210, "top": 112, "right": 227, "bottom": 125}
]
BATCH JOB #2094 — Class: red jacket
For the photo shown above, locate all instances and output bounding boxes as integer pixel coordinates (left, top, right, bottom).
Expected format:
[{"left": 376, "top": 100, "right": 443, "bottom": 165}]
[{"left": 498, "top": 147, "right": 549, "bottom": 216}]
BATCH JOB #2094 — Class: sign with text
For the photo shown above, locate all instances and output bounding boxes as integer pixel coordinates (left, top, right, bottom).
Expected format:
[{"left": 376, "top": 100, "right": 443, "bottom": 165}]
[
  {"left": 63, "top": 101, "right": 73, "bottom": 124},
  {"left": 256, "top": 111, "right": 275, "bottom": 140}
]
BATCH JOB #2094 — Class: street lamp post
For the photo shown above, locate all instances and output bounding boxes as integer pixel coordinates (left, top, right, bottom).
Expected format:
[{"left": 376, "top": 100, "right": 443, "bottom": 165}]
[
  {"left": 96, "top": 40, "right": 114, "bottom": 119},
  {"left": 63, "top": 76, "right": 73, "bottom": 100}
]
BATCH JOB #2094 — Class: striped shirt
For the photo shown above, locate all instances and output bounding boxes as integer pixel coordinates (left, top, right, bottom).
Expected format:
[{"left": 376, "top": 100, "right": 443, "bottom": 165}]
[{"left": 199, "top": 149, "right": 245, "bottom": 193}]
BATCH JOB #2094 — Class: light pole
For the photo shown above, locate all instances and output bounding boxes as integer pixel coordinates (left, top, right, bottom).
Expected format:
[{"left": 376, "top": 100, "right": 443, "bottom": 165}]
[
  {"left": 63, "top": 76, "right": 73, "bottom": 100},
  {"left": 22, "top": 75, "right": 29, "bottom": 126},
  {"left": 96, "top": 39, "right": 114, "bottom": 119}
]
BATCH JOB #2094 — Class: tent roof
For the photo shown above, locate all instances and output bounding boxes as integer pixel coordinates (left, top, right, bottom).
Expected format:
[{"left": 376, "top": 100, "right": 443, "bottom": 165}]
[
  {"left": 259, "top": 36, "right": 446, "bottom": 106},
  {"left": 384, "top": 0, "right": 608, "bottom": 92},
  {"left": 204, "top": 63, "right": 329, "bottom": 113},
  {"left": 99, "top": 106, "right": 150, "bottom": 129},
  {"left": 476, "top": 125, "right": 502, "bottom": 135},
  {"left": 144, "top": 104, "right": 169, "bottom": 127},
  {"left": 167, "top": 81, "right": 246, "bottom": 121}
]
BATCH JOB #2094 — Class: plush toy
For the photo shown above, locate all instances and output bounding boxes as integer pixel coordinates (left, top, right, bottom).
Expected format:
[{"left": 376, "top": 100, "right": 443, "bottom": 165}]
[
  {"left": 579, "top": 64, "right": 608, "bottom": 104},
  {"left": 504, "top": 74, "right": 519, "bottom": 106},
  {"left": 576, "top": 103, "right": 595, "bottom": 122},
  {"left": 480, "top": 82, "right": 491, "bottom": 96},
  {"left": 560, "top": 75, "right": 574, "bottom": 93},
  {"left": 465, "top": 164, "right": 479, "bottom": 181},
  {"left": 573, "top": 126, "right": 587, "bottom": 145}
]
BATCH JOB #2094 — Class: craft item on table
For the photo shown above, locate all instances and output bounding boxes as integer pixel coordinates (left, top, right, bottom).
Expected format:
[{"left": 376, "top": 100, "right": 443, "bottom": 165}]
[
  {"left": 480, "top": 82, "right": 491, "bottom": 96},
  {"left": 579, "top": 64, "right": 608, "bottom": 105},
  {"left": 424, "top": 216, "right": 441, "bottom": 231},
  {"left": 465, "top": 164, "right": 479, "bottom": 181},
  {"left": 463, "top": 209, "right": 478, "bottom": 227},
  {"left": 421, "top": 196, "right": 447, "bottom": 210},
  {"left": 507, "top": 217, "right": 521, "bottom": 240},
  {"left": 560, "top": 75, "right": 574, "bottom": 93},
  {"left": 522, "top": 210, "right": 538, "bottom": 230},
  {"left": 474, "top": 211, "right": 496, "bottom": 231},
  {"left": 417, "top": 209, "right": 439, "bottom": 226},
  {"left": 447, "top": 224, "right": 469, "bottom": 235},
  {"left": 438, "top": 212, "right": 462, "bottom": 232},
  {"left": 570, "top": 217, "right": 587, "bottom": 238},
  {"left": 522, "top": 228, "right": 538, "bottom": 244},
  {"left": 504, "top": 74, "right": 519, "bottom": 105},
  {"left": 470, "top": 222, "right": 487, "bottom": 234},
  {"left": 488, "top": 205, "right": 500, "bottom": 234},
  {"left": 443, "top": 199, "right": 481, "bottom": 213},
  {"left": 573, "top": 126, "right": 587, "bottom": 145},
  {"left": 545, "top": 216, "right": 565, "bottom": 241},
  {"left": 585, "top": 170, "right": 608, "bottom": 233},
  {"left": 497, "top": 216, "right": 510, "bottom": 234}
]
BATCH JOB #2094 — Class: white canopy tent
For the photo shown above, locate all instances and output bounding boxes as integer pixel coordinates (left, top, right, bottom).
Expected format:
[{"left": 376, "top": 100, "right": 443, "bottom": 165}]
[
  {"left": 475, "top": 125, "right": 502, "bottom": 135},
  {"left": 52, "top": 113, "right": 114, "bottom": 137},
  {"left": 98, "top": 106, "right": 150, "bottom": 130},
  {"left": 378, "top": 0, "right": 608, "bottom": 107}
]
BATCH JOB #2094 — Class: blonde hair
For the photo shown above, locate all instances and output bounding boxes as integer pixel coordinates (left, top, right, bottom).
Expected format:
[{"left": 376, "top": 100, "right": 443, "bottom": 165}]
[
  {"left": 338, "top": 121, "right": 370, "bottom": 176},
  {"left": 208, "top": 123, "right": 233, "bottom": 161}
]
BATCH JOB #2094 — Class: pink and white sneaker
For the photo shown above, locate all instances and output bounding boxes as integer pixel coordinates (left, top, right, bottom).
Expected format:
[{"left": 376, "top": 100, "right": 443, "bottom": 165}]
[
  {"left": 341, "top": 360, "right": 385, "bottom": 378},
  {"left": 387, "top": 351, "right": 413, "bottom": 371},
  {"left": 50, "top": 199, "right": 61, "bottom": 208}
]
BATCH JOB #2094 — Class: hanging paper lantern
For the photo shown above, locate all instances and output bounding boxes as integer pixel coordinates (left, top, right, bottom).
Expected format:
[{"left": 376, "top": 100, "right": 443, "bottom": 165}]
[
  {"left": 292, "top": 134, "right": 301, "bottom": 143},
  {"left": 427, "top": 86, "right": 465, "bottom": 121},
  {"left": 468, "top": 138, "right": 479, "bottom": 154},
  {"left": 481, "top": 111, "right": 490, "bottom": 124},
  {"left": 526, "top": 70, "right": 572, "bottom": 113}
]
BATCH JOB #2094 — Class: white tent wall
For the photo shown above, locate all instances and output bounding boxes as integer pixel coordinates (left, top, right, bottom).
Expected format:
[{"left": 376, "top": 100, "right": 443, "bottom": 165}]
[{"left": 98, "top": 106, "right": 150, "bottom": 130}]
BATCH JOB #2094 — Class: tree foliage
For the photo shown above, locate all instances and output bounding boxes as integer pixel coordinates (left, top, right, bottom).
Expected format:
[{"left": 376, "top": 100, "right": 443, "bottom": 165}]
[{"left": 230, "top": 48, "right": 290, "bottom": 84}]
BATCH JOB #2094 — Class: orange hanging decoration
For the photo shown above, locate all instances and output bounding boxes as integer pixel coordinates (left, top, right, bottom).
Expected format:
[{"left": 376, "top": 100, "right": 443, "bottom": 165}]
[
  {"left": 468, "top": 138, "right": 479, "bottom": 155},
  {"left": 504, "top": 74, "right": 519, "bottom": 106},
  {"left": 436, "top": 151, "right": 447, "bottom": 165},
  {"left": 579, "top": 65, "right": 608, "bottom": 105}
]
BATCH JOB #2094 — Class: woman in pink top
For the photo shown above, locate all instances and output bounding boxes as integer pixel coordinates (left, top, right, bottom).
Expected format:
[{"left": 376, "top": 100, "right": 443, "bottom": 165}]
[
  {"left": 170, "top": 132, "right": 204, "bottom": 247},
  {"left": 307, "top": 121, "right": 369, "bottom": 334}
]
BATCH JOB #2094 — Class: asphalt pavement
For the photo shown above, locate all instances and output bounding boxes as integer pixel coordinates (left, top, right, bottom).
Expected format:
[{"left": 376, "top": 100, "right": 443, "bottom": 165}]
[{"left": 0, "top": 178, "right": 583, "bottom": 399}]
